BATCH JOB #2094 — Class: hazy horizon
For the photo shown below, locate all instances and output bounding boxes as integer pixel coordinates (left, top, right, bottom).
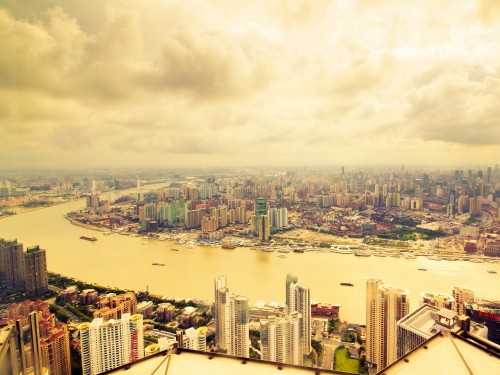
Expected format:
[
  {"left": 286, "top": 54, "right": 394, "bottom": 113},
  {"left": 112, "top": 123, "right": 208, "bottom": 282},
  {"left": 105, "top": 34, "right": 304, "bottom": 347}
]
[{"left": 2, "top": 0, "right": 499, "bottom": 169}]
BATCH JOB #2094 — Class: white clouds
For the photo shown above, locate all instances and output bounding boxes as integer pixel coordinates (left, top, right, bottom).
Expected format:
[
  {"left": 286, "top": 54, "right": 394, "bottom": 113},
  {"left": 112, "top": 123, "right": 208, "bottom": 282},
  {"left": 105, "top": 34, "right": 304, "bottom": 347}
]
[{"left": 0, "top": 0, "right": 499, "bottom": 169}]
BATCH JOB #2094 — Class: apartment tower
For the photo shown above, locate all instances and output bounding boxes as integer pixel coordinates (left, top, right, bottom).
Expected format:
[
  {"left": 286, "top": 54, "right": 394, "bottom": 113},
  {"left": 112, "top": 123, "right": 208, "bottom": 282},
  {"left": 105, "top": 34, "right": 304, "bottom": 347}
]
[
  {"left": 366, "top": 278, "right": 409, "bottom": 373},
  {"left": 79, "top": 313, "right": 144, "bottom": 375},
  {"left": 285, "top": 274, "right": 311, "bottom": 356},
  {"left": 214, "top": 276, "right": 249, "bottom": 357}
]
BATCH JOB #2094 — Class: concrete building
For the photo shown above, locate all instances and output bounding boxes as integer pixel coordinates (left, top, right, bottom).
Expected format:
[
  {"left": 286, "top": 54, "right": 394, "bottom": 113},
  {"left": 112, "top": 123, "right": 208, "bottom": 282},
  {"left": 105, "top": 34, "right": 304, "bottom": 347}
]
[
  {"left": 79, "top": 313, "right": 144, "bottom": 375},
  {"left": 260, "top": 312, "right": 302, "bottom": 365},
  {"left": 452, "top": 286, "right": 474, "bottom": 316},
  {"left": 285, "top": 274, "right": 311, "bottom": 357},
  {"left": 366, "top": 278, "right": 409, "bottom": 373},
  {"left": 258, "top": 214, "right": 270, "bottom": 241},
  {"left": 0, "top": 238, "right": 26, "bottom": 291},
  {"left": 213, "top": 276, "right": 249, "bottom": 358},
  {"left": 24, "top": 246, "right": 48, "bottom": 296},
  {"left": 421, "top": 292, "right": 456, "bottom": 311}
]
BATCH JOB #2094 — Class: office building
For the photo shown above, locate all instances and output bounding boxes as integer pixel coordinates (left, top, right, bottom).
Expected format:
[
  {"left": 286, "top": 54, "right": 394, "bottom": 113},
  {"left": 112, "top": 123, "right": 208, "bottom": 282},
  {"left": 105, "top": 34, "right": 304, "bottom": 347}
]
[
  {"left": 24, "top": 246, "right": 48, "bottom": 296},
  {"left": 366, "top": 278, "right": 409, "bottom": 373},
  {"left": 285, "top": 274, "right": 311, "bottom": 356},
  {"left": 397, "top": 304, "right": 488, "bottom": 359},
  {"left": 79, "top": 313, "right": 144, "bottom": 375},
  {"left": 466, "top": 303, "right": 500, "bottom": 345},
  {"left": 253, "top": 197, "right": 267, "bottom": 234}
]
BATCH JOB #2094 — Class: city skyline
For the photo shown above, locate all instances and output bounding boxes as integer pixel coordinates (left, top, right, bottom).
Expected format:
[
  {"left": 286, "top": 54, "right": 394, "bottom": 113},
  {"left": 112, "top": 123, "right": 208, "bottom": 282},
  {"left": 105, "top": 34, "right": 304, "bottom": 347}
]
[{"left": 2, "top": 0, "right": 500, "bottom": 169}]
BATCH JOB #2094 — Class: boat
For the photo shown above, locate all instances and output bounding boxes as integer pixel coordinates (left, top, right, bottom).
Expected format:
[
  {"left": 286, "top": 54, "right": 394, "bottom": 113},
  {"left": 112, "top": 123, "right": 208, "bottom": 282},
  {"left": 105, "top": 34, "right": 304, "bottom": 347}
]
[
  {"left": 171, "top": 248, "right": 179, "bottom": 252},
  {"left": 186, "top": 244, "right": 195, "bottom": 249},
  {"left": 222, "top": 243, "right": 236, "bottom": 249},
  {"left": 262, "top": 247, "right": 275, "bottom": 252},
  {"left": 80, "top": 236, "right": 97, "bottom": 241},
  {"left": 103, "top": 231, "right": 113, "bottom": 235},
  {"left": 340, "top": 282, "right": 354, "bottom": 286},
  {"left": 404, "top": 254, "right": 416, "bottom": 259},
  {"left": 334, "top": 245, "right": 354, "bottom": 254},
  {"left": 293, "top": 249, "right": 304, "bottom": 253},
  {"left": 487, "top": 270, "right": 497, "bottom": 274},
  {"left": 152, "top": 263, "right": 165, "bottom": 266},
  {"left": 418, "top": 268, "right": 427, "bottom": 271},
  {"left": 277, "top": 254, "right": 286, "bottom": 258},
  {"left": 355, "top": 251, "right": 371, "bottom": 257}
]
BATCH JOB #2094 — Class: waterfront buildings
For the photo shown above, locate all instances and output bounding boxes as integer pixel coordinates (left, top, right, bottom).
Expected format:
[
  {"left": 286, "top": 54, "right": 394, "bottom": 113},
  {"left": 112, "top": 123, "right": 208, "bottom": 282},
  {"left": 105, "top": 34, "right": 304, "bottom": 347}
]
[
  {"left": 214, "top": 276, "right": 249, "bottom": 357},
  {"left": 0, "top": 238, "right": 47, "bottom": 296},
  {"left": 421, "top": 292, "right": 456, "bottom": 311},
  {"left": 24, "top": 246, "right": 48, "bottom": 296},
  {"left": 466, "top": 303, "right": 500, "bottom": 345},
  {"left": 366, "top": 278, "right": 409, "bottom": 373},
  {"left": 452, "top": 286, "right": 475, "bottom": 316},
  {"left": 260, "top": 311, "right": 302, "bottom": 365},
  {"left": 285, "top": 274, "right": 311, "bottom": 357},
  {"left": 79, "top": 313, "right": 144, "bottom": 375},
  {"left": 257, "top": 214, "right": 270, "bottom": 241}
]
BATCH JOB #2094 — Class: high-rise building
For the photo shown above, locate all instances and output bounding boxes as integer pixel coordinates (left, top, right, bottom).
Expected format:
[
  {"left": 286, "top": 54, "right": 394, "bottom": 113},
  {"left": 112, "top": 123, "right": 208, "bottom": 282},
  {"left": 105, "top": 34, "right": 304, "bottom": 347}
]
[
  {"left": 258, "top": 214, "right": 270, "bottom": 241},
  {"left": 0, "top": 238, "right": 26, "bottom": 290},
  {"left": 260, "top": 311, "right": 302, "bottom": 365},
  {"left": 79, "top": 313, "right": 144, "bottom": 375},
  {"left": 24, "top": 246, "right": 48, "bottom": 296},
  {"left": 0, "top": 324, "right": 22, "bottom": 375},
  {"left": 366, "top": 278, "right": 409, "bottom": 373},
  {"left": 253, "top": 197, "right": 267, "bottom": 234},
  {"left": 213, "top": 276, "right": 249, "bottom": 357},
  {"left": 40, "top": 324, "right": 71, "bottom": 375},
  {"left": 285, "top": 274, "right": 311, "bottom": 357},
  {"left": 452, "top": 286, "right": 474, "bottom": 316}
]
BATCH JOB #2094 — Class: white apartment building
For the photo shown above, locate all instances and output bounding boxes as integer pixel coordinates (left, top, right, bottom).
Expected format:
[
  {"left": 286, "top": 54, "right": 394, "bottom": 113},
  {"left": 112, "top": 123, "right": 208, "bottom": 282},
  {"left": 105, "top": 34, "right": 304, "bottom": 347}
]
[{"left": 79, "top": 313, "right": 144, "bottom": 375}]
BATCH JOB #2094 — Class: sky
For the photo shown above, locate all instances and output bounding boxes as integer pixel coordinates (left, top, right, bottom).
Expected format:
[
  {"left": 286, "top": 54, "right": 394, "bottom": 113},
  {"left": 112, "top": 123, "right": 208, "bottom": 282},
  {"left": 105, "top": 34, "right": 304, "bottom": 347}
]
[{"left": 1, "top": 0, "right": 499, "bottom": 170}]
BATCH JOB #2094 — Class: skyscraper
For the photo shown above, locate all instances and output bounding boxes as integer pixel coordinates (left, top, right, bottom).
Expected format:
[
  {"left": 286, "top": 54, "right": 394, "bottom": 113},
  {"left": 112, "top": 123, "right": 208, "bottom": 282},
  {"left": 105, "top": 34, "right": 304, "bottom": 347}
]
[
  {"left": 366, "top": 278, "right": 409, "bottom": 373},
  {"left": 258, "top": 214, "right": 270, "bottom": 241},
  {"left": 214, "top": 276, "right": 250, "bottom": 357},
  {"left": 24, "top": 246, "right": 48, "bottom": 296},
  {"left": 260, "top": 311, "right": 302, "bottom": 365},
  {"left": 79, "top": 313, "right": 144, "bottom": 375},
  {"left": 285, "top": 274, "right": 311, "bottom": 357},
  {"left": 0, "top": 238, "right": 26, "bottom": 290},
  {"left": 253, "top": 197, "right": 267, "bottom": 234}
]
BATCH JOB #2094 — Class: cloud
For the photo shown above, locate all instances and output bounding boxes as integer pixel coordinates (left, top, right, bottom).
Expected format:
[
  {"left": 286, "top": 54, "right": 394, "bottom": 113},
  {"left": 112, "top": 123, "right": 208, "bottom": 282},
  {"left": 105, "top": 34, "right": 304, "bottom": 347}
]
[{"left": 0, "top": 1, "right": 499, "bottom": 168}]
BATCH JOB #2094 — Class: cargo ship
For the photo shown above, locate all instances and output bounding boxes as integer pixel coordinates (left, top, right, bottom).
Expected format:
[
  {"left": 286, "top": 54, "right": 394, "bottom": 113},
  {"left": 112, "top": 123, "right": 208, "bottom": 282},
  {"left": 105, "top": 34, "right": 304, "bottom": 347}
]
[
  {"left": 340, "top": 282, "right": 354, "bottom": 286},
  {"left": 80, "top": 236, "right": 97, "bottom": 241},
  {"left": 152, "top": 263, "right": 165, "bottom": 266},
  {"left": 222, "top": 243, "right": 236, "bottom": 249}
]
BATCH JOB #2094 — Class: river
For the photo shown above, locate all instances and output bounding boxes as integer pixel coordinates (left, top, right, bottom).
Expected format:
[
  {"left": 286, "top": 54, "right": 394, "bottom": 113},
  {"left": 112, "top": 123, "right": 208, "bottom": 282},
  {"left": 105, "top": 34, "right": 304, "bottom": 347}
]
[{"left": 0, "top": 192, "right": 498, "bottom": 324}]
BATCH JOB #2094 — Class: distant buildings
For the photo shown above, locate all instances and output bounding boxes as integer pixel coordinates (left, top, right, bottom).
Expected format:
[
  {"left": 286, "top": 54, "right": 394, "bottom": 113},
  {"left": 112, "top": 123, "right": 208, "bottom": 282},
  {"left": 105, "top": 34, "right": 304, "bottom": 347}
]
[
  {"left": 452, "top": 286, "right": 475, "bottom": 316},
  {"left": 0, "top": 238, "right": 48, "bottom": 296},
  {"left": 366, "top": 278, "right": 409, "bottom": 373},
  {"left": 421, "top": 292, "right": 456, "bottom": 311},
  {"left": 79, "top": 313, "right": 144, "bottom": 375}
]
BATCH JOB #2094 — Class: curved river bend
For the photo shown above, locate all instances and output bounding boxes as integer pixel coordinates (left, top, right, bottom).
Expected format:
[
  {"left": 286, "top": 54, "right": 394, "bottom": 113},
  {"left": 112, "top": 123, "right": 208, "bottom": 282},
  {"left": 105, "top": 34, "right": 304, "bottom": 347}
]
[{"left": 1, "top": 197, "right": 498, "bottom": 323}]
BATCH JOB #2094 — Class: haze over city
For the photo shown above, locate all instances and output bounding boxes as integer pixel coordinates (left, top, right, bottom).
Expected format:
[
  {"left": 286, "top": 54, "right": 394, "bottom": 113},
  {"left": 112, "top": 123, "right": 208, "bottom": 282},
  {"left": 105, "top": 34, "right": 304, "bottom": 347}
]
[{"left": 1, "top": 0, "right": 499, "bottom": 169}]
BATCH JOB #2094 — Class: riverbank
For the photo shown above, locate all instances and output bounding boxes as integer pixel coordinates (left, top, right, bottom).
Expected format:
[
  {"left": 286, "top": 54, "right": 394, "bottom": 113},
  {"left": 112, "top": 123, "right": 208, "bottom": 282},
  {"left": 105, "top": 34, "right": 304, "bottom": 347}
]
[{"left": 0, "top": 197, "right": 82, "bottom": 219}]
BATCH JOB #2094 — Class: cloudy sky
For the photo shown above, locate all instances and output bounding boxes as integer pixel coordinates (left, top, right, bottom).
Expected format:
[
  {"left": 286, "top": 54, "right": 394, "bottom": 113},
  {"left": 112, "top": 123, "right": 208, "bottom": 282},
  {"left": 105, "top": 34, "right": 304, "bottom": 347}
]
[{"left": 1, "top": 0, "right": 499, "bottom": 169}]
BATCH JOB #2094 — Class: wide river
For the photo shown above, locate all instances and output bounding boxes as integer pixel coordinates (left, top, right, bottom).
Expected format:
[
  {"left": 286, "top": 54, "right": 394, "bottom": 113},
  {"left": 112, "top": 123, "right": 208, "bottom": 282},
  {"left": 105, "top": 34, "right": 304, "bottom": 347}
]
[{"left": 1, "top": 191, "right": 498, "bottom": 324}]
